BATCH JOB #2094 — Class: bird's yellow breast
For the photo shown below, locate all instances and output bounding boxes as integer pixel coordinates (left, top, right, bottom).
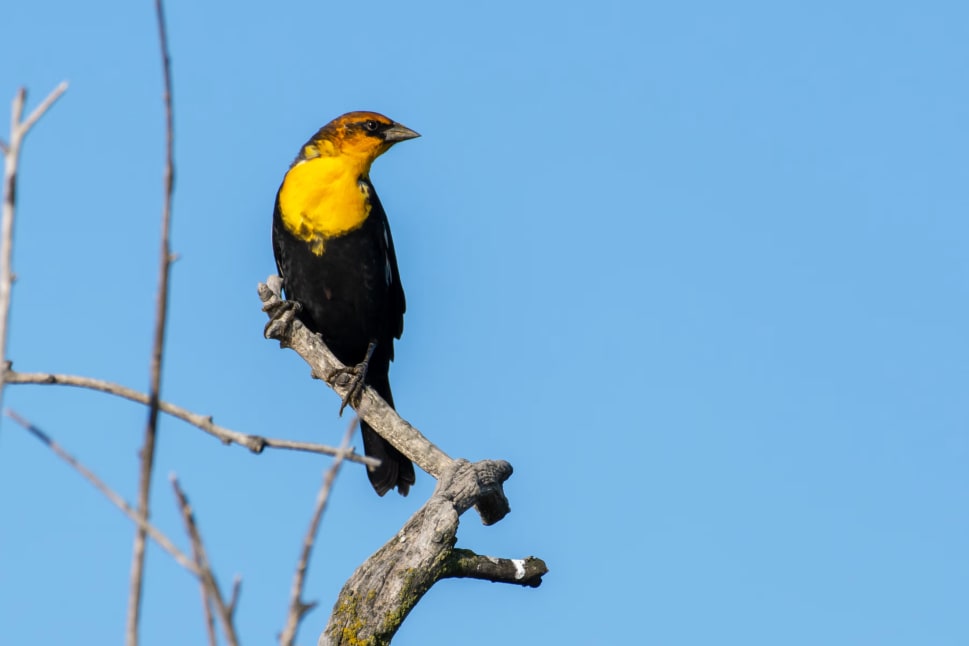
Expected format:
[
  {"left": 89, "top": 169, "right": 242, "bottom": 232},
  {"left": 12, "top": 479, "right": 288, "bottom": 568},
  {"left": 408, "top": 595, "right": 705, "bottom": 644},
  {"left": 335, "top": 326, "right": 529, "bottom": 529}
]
[{"left": 277, "top": 155, "right": 373, "bottom": 255}]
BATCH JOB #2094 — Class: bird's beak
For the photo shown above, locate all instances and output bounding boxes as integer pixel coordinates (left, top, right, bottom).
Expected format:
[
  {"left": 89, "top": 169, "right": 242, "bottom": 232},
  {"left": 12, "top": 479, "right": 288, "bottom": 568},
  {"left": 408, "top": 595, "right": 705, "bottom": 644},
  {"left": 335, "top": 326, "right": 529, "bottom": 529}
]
[{"left": 383, "top": 123, "right": 421, "bottom": 143}]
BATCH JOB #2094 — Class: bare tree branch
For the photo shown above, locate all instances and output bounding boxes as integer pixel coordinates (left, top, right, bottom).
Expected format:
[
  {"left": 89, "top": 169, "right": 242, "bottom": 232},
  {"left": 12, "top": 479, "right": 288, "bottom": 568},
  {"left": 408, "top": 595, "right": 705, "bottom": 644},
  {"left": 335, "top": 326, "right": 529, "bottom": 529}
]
[
  {"left": 441, "top": 550, "right": 547, "bottom": 588},
  {"left": 260, "top": 278, "right": 453, "bottom": 480},
  {"left": 8, "top": 408, "right": 255, "bottom": 645},
  {"left": 260, "top": 277, "right": 513, "bottom": 525},
  {"left": 279, "top": 417, "right": 357, "bottom": 646},
  {"left": 3, "top": 368, "right": 379, "bottom": 466},
  {"left": 127, "top": 1, "right": 177, "bottom": 642},
  {"left": 322, "top": 459, "right": 523, "bottom": 645},
  {"left": 262, "top": 279, "right": 542, "bottom": 642},
  {"left": 0, "top": 82, "right": 67, "bottom": 411},
  {"left": 171, "top": 476, "right": 240, "bottom": 646},
  {"left": 6, "top": 409, "right": 199, "bottom": 576}
]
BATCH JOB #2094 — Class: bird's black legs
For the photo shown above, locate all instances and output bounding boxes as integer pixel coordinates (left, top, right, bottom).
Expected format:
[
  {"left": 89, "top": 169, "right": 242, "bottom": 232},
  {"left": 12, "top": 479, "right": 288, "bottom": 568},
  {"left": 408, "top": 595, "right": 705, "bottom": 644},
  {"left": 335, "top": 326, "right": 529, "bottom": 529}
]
[
  {"left": 262, "top": 278, "right": 302, "bottom": 339},
  {"left": 337, "top": 340, "right": 377, "bottom": 416}
]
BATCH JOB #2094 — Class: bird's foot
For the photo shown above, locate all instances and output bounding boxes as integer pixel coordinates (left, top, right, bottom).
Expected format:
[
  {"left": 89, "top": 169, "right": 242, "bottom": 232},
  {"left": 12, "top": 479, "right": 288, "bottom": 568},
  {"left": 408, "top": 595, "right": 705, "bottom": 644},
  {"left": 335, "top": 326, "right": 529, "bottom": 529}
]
[
  {"left": 335, "top": 341, "right": 377, "bottom": 416},
  {"left": 262, "top": 288, "right": 302, "bottom": 340}
]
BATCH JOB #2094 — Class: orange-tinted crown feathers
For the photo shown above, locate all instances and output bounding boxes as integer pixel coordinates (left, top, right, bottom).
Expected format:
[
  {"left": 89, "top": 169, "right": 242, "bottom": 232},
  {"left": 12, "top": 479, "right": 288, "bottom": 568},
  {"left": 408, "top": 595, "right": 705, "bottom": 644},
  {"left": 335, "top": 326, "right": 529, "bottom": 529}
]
[{"left": 296, "top": 111, "right": 419, "bottom": 164}]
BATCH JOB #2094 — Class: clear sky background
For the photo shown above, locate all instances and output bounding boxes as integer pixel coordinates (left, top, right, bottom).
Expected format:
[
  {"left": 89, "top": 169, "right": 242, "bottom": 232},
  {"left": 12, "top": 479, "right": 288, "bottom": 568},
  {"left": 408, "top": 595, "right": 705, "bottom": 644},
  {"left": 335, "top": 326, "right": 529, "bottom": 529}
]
[{"left": 2, "top": 1, "right": 967, "bottom": 644}]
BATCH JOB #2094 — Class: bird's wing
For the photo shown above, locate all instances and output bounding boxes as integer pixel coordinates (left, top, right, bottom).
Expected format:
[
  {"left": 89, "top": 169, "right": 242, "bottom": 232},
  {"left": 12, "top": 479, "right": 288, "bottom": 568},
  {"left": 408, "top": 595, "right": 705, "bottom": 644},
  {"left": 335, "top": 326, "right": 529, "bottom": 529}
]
[{"left": 383, "top": 210, "right": 406, "bottom": 341}]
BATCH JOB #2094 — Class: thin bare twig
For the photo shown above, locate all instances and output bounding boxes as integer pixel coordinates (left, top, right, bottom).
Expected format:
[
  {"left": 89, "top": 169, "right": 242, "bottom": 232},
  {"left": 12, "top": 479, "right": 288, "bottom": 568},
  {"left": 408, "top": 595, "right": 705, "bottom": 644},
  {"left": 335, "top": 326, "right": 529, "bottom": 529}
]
[
  {"left": 5, "top": 409, "right": 199, "bottom": 576},
  {"left": 8, "top": 407, "right": 257, "bottom": 642},
  {"left": 18, "top": 86, "right": 70, "bottom": 134},
  {"left": 279, "top": 417, "right": 357, "bottom": 646},
  {"left": 127, "top": 0, "right": 176, "bottom": 642},
  {"left": 4, "top": 369, "right": 379, "bottom": 466},
  {"left": 227, "top": 575, "right": 242, "bottom": 619},
  {"left": 200, "top": 585, "right": 217, "bottom": 646},
  {"left": 176, "top": 478, "right": 217, "bottom": 646},
  {"left": 0, "top": 83, "right": 67, "bottom": 412},
  {"left": 171, "top": 476, "right": 240, "bottom": 646}
]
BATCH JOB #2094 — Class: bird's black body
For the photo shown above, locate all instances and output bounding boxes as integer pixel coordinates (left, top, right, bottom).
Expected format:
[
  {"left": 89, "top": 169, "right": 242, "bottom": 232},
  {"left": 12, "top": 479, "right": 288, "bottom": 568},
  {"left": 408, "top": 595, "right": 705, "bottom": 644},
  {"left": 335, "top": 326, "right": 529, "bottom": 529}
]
[{"left": 272, "top": 178, "right": 415, "bottom": 496}]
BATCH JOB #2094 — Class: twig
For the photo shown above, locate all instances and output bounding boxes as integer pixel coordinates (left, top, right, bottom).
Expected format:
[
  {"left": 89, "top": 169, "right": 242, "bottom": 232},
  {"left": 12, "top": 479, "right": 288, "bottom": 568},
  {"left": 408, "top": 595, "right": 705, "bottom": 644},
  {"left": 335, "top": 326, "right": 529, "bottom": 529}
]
[
  {"left": 200, "top": 586, "right": 216, "bottom": 646},
  {"left": 175, "top": 479, "right": 217, "bottom": 646},
  {"left": 227, "top": 575, "right": 242, "bottom": 620},
  {"left": 279, "top": 416, "right": 357, "bottom": 646},
  {"left": 5, "top": 409, "right": 199, "bottom": 576},
  {"left": 0, "top": 83, "right": 67, "bottom": 411},
  {"left": 4, "top": 368, "right": 379, "bottom": 466},
  {"left": 126, "top": 1, "right": 176, "bottom": 642},
  {"left": 171, "top": 476, "right": 240, "bottom": 646},
  {"left": 442, "top": 549, "right": 547, "bottom": 588},
  {"left": 8, "top": 408, "right": 254, "bottom": 643}
]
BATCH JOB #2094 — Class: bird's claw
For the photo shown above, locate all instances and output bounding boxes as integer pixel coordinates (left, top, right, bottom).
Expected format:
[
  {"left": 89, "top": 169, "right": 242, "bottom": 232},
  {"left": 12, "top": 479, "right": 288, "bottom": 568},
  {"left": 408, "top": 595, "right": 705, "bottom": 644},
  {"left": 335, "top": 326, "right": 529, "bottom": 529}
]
[
  {"left": 263, "top": 298, "right": 301, "bottom": 339},
  {"left": 336, "top": 364, "right": 368, "bottom": 416},
  {"left": 334, "top": 340, "right": 377, "bottom": 416}
]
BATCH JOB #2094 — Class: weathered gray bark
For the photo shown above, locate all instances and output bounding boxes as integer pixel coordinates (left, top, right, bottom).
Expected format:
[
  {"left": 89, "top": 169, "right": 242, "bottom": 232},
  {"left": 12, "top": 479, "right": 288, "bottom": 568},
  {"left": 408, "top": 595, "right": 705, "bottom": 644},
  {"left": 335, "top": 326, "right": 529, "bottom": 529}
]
[{"left": 258, "top": 278, "right": 547, "bottom": 645}]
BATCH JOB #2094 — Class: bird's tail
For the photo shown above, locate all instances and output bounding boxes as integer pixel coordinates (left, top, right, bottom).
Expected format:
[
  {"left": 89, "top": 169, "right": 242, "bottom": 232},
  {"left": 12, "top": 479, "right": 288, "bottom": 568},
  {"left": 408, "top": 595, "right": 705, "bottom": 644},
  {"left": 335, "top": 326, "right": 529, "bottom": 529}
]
[{"left": 361, "top": 379, "right": 416, "bottom": 496}]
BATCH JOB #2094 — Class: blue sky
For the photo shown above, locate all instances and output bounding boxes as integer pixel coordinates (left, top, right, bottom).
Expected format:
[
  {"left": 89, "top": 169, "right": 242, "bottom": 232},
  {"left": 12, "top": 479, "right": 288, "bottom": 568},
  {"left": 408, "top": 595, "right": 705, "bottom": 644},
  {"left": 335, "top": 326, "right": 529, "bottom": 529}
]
[{"left": 2, "top": 0, "right": 967, "bottom": 644}]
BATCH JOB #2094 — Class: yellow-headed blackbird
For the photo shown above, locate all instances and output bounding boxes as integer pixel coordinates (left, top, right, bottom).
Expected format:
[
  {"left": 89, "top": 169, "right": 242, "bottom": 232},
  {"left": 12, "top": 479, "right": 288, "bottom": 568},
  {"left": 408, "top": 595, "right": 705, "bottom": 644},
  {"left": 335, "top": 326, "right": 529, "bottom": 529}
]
[{"left": 272, "top": 111, "right": 419, "bottom": 496}]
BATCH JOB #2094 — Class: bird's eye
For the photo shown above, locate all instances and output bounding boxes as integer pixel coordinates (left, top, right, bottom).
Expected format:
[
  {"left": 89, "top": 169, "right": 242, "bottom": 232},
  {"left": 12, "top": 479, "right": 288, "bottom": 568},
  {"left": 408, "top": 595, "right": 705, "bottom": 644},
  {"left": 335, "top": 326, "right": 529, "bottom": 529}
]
[{"left": 364, "top": 120, "right": 380, "bottom": 132}]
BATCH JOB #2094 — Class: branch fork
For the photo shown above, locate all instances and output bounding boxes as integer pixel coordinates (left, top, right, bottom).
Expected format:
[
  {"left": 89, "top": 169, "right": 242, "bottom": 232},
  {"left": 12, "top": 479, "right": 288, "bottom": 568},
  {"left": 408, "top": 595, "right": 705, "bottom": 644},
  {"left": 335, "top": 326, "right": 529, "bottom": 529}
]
[{"left": 259, "top": 277, "right": 547, "bottom": 645}]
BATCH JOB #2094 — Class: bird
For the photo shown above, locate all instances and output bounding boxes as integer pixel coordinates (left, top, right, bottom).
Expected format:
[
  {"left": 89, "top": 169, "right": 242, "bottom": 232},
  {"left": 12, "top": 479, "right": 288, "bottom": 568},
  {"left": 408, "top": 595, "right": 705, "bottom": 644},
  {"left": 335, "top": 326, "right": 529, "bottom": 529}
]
[{"left": 271, "top": 111, "right": 419, "bottom": 496}]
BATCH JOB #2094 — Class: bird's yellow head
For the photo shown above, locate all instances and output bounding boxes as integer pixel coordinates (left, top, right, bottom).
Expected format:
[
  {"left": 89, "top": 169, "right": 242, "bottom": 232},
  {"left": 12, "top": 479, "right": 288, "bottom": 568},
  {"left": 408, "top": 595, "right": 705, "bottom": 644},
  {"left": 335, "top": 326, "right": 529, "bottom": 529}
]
[
  {"left": 277, "top": 111, "right": 419, "bottom": 253},
  {"left": 297, "top": 111, "right": 420, "bottom": 166}
]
